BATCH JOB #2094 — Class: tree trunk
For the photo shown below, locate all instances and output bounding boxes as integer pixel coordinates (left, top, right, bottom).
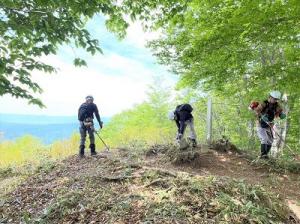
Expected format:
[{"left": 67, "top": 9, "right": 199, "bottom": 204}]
[
  {"left": 271, "top": 94, "right": 289, "bottom": 157},
  {"left": 248, "top": 119, "right": 256, "bottom": 150}
]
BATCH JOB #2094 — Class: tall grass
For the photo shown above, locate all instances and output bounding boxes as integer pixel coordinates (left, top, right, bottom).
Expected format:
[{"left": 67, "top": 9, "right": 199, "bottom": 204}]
[
  {"left": 48, "top": 133, "right": 79, "bottom": 158},
  {"left": 0, "top": 135, "right": 45, "bottom": 168},
  {"left": 0, "top": 134, "right": 78, "bottom": 169}
]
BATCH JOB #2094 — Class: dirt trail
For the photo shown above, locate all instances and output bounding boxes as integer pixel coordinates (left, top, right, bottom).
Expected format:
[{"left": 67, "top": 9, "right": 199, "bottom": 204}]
[
  {"left": 144, "top": 147, "right": 300, "bottom": 200},
  {"left": 142, "top": 145, "right": 300, "bottom": 220}
]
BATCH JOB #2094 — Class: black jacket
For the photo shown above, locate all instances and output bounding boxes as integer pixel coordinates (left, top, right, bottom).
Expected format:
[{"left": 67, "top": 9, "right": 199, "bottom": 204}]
[
  {"left": 175, "top": 104, "right": 193, "bottom": 122},
  {"left": 78, "top": 102, "right": 101, "bottom": 124},
  {"left": 175, "top": 104, "right": 194, "bottom": 135},
  {"left": 260, "top": 100, "right": 281, "bottom": 128}
]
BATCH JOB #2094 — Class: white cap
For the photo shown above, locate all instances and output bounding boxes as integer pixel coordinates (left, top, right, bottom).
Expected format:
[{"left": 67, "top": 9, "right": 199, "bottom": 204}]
[
  {"left": 168, "top": 111, "right": 175, "bottom": 120},
  {"left": 270, "top": 91, "right": 281, "bottom": 100},
  {"left": 85, "top": 95, "right": 94, "bottom": 101}
]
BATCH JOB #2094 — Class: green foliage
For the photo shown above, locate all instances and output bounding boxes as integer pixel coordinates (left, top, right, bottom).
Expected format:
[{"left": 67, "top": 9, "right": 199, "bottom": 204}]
[
  {"left": 144, "top": 0, "right": 300, "bottom": 156},
  {"left": 0, "top": 0, "right": 172, "bottom": 105},
  {"left": 149, "top": 0, "right": 300, "bottom": 92},
  {"left": 100, "top": 79, "right": 176, "bottom": 148},
  {"left": 73, "top": 58, "right": 87, "bottom": 67},
  {"left": 0, "top": 134, "right": 76, "bottom": 169},
  {"left": 0, "top": 0, "right": 189, "bottom": 106},
  {"left": 0, "top": 135, "right": 43, "bottom": 167},
  {"left": 99, "top": 84, "right": 213, "bottom": 150},
  {"left": 0, "top": 0, "right": 109, "bottom": 105}
]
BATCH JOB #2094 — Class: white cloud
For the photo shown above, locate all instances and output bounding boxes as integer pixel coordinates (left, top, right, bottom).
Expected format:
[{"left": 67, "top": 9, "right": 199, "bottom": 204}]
[
  {"left": 0, "top": 52, "right": 175, "bottom": 117},
  {"left": 0, "top": 18, "right": 176, "bottom": 117},
  {"left": 125, "top": 21, "right": 161, "bottom": 49}
]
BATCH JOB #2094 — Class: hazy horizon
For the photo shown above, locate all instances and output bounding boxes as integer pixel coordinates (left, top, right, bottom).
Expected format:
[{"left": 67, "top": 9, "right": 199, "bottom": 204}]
[
  {"left": 0, "top": 113, "right": 111, "bottom": 144},
  {"left": 0, "top": 113, "right": 110, "bottom": 124}
]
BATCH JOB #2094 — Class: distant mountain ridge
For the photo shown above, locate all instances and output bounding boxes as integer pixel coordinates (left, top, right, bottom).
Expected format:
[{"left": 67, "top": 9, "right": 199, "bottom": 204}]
[
  {"left": 0, "top": 114, "right": 110, "bottom": 144},
  {"left": 0, "top": 113, "right": 110, "bottom": 124}
]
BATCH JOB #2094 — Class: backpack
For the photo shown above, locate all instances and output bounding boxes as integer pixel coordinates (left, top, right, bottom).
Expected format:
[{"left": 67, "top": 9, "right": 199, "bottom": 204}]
[
  {"left": 173, "top": 104, "right": 193, "bottom": 120},
  {"left": 78, "top": 104, "right": 88, "bottom": 121},
  {"left": 175, "top": 104, "right": 193, "bottom": 113}
]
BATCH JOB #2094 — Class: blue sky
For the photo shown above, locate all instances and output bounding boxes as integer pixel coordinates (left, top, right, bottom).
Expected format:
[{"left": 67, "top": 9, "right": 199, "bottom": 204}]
[{"left": 0, "top": 15, "right": 177, "bottom": 117}]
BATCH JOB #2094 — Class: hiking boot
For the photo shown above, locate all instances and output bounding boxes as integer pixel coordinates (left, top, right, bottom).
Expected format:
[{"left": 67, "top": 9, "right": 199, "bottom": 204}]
[
  {"left": 177, "top": 134, "right": 183, "bottom": 141},
  {"left": 266, "top": 145, "right": 272, "bottom": 155},
  {"left": 260, "top": 154, "right": 269, "bottom": 159},
  {"left": 187, "top": 137, "right": 197, "bottom": 147},
  {"left": 260, "top": 144, "right": 272, "bottom": 159},
  {"left": 191, "top": 139, "right": 197, "bottom": 147},
  {"left": 79, "top": 154, "right": 86, "bottom": 158},
  {"left": 260, "top": 144, "right": 267, "bottom": 158},
  {"left": 260, "top": 145, "right": 272, "bottom": 159},
  {"left": 90, "top": 144, "right": 97, "bottom": 156},
  {"left": 79, "top": 145, "right": 85, "bottom": 158}
]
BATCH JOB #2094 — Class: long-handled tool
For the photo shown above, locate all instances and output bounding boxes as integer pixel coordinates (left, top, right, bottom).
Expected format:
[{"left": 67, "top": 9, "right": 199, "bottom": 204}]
[
  {"left": 94, "top": 130, "right": 110, "bottom": 152},
  {"left": 263, "top": 119, "right": 295, "bottom": 156}
]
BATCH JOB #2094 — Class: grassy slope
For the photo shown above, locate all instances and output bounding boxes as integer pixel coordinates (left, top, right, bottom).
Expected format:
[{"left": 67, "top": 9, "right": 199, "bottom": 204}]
[{"left": 0, "top": 147, "right": 294, "bottom": 224}]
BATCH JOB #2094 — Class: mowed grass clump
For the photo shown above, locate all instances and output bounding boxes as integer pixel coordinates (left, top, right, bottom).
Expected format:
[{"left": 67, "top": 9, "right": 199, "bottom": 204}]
[
  {"left": 141, "top": 173, "right": 289, "bottom": 223},
  {"left": 0, "top": 155, "right": 290, "bottom": 224}
]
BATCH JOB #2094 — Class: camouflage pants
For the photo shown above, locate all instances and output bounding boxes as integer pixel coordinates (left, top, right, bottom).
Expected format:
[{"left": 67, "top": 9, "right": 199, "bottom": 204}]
[{"left": 79, "top": 121, "right": 95, "bottom": 146}]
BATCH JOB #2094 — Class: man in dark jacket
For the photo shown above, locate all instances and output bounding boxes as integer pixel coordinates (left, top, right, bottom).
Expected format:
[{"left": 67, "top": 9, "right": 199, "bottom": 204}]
[
  {"left": 173, "top": 103, "right": 197, "bottom": 147},
  {"left": 78, "top": 95, "right": 103, "bottom": 157}
]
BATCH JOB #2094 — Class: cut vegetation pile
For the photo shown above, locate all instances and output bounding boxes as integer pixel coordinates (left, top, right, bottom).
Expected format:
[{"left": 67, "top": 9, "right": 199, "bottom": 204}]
[{"left": 0, "top": 149, "right": 294, "bottom": 224}]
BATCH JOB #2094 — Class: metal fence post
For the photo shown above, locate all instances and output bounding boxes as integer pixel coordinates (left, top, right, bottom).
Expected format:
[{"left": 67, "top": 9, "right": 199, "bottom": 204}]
[{"left": 207, "top": 97, "right": 212, "bottom": 146}]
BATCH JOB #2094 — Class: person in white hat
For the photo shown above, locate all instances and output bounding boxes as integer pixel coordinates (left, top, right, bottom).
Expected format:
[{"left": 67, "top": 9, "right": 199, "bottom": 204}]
[{"left": 253, "top": 91, "right": 286, "bottom": 159}]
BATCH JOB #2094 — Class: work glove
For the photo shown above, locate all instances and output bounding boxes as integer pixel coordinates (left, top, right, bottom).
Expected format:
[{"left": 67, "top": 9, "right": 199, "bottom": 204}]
[
  {"left": 248, "top": 101, "right": 259, "bottom": 110},
  {"left": 83, "top": 121, "right": 93, "bottom": 127},
  {"left": 279, "top": 113, "right": 286, "bottom": 119},
  {"left": 99, "top": 121, "right": 103, "bottom": 129},
  {"left": 261, "top": 114, "right": 269, "bottom": 123}
]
